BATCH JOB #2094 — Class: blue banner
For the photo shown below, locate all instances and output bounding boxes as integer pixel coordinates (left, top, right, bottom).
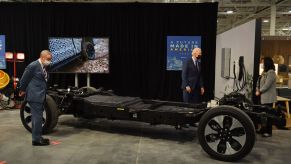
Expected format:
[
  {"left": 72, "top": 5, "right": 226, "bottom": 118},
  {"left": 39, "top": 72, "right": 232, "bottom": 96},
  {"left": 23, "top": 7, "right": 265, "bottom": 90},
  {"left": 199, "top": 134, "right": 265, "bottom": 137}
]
[
  {"left": 0, "top": 35, "right": 6, "bottom": 69},
  {"left": 167, "top": 36, "right": 201, "bottom": 70}
]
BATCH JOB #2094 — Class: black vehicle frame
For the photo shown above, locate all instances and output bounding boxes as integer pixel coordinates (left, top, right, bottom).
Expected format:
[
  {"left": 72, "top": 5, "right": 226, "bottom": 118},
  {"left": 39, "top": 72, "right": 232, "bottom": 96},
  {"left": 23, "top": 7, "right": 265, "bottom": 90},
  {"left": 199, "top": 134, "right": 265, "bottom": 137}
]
[{"left": 19, "top": 87, "right": 286, "bottom": 162}]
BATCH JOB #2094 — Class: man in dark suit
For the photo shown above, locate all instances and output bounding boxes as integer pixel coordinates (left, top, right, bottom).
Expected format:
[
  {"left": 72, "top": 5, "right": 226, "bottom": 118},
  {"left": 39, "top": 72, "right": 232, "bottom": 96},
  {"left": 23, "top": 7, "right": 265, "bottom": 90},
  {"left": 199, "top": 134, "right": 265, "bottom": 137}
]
[
  {"left": 181, "top": 48, "right": 204, "bottom": 103},
  {"left": 19, "top": 50, "right": 52, "bottom": 146}
]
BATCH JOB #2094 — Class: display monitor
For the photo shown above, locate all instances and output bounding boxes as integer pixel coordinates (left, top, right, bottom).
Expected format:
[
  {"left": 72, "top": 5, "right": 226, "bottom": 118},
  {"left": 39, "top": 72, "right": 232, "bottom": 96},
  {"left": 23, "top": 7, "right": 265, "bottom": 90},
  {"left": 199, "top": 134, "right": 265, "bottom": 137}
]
[
  {"left": 48, "top": 37, "right": 109, "bottom": 73},
  {"left": 166, "top": 36, "right": 201, "bottom": 71}
]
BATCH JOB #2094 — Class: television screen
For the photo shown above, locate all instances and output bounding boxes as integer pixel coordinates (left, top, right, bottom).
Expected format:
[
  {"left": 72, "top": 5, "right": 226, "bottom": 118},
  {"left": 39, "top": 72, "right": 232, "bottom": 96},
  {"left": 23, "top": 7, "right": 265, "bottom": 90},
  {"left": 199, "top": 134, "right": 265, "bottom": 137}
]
[
  {"left": 166, "top": 36, "right": 201, "bottom": 70},
  {"left": 48, "top": 37, "right": 109, "bottom": 73},
  {"left": 0, "top": 35, "right": 6, "bottom": 69}
]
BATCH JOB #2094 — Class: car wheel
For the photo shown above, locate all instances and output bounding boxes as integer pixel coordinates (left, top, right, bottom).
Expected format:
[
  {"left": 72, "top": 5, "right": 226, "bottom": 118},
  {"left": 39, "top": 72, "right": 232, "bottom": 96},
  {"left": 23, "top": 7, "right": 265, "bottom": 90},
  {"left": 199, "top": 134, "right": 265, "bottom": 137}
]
[
  {"left": 82, "top": 41, "right": 95, "bottom": 60},
  {"left": 198, "top": 105, "right": 256, "bottom": 161},
  {"left": 20, "top": 95, "right": 59, "bottom": 134}
]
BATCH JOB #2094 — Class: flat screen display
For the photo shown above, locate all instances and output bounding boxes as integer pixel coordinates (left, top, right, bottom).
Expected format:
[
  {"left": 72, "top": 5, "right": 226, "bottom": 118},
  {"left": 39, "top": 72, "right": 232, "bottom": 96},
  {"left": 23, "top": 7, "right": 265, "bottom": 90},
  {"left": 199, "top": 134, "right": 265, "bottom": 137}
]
[
  {"left": 48, "top": 37, "right": 109, "bottom": 73},
  {"left": 166, "top": 36, "right": 201, "bottom": 70},
  {"left": 0, "top": 35, "right": 6, "bottom": 69}
]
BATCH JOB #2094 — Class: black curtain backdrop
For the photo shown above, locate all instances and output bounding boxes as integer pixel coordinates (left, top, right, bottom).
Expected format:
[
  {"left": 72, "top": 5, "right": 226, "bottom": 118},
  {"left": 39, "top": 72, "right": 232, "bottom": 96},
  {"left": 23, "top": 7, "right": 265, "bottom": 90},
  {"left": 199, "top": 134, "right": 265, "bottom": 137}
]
[{"left": 0, "top": 2, "right": 218, "bottom": 102}]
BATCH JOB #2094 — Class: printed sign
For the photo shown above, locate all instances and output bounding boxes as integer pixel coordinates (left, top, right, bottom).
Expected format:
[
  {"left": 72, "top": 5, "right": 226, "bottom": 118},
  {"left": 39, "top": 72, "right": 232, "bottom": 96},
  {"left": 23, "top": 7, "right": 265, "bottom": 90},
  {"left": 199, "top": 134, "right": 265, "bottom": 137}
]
[{"left": 167, "top": 36, "right": 201, "bottom": 70}]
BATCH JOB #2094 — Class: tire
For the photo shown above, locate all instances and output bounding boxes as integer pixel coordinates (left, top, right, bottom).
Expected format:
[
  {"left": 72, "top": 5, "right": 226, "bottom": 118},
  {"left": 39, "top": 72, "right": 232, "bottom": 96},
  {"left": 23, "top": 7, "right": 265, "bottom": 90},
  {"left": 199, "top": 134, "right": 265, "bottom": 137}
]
[
  {"left": 197, "top": 105, "right": 256, "bottom": 161},
  {"left": 82, "top": 41, "right": 95, "bottom": 60},
  {"left": 20, "top": 95, "right": 59, "bottom": 134}
]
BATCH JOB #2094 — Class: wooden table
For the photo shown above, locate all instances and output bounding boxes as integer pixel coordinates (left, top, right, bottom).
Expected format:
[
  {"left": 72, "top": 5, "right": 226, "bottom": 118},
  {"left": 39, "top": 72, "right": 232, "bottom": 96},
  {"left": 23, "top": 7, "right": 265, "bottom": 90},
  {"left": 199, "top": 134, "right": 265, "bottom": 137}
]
[{"left": 274, "top": 96, "right": 290, "bottom": 118}]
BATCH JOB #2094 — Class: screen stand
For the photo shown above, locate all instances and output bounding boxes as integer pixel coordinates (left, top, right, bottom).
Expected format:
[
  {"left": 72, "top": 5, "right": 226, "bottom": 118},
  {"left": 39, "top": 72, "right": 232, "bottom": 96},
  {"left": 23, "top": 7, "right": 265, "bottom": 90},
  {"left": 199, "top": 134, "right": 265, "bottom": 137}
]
[
  {"left": 87, "top": 73, "right": 90, "bottom": 87},
  {"left": 75, "top": 73, "right": 78, "bottom": 87}
]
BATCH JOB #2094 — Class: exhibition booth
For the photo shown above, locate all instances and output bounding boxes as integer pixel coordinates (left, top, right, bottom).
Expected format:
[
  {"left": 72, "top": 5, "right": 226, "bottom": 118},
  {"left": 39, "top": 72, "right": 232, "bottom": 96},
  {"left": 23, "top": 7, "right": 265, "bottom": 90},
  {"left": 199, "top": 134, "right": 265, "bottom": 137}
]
[{"left": 0, "top": 1, "right": 290, "bottom": 164}]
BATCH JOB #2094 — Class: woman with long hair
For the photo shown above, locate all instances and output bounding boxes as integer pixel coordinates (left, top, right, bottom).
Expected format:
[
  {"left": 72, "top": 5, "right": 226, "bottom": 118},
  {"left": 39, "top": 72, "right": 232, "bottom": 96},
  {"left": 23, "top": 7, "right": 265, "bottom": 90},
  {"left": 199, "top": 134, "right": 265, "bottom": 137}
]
[{"left": 256, "top": 57, "right": 277, "bottom": 137}]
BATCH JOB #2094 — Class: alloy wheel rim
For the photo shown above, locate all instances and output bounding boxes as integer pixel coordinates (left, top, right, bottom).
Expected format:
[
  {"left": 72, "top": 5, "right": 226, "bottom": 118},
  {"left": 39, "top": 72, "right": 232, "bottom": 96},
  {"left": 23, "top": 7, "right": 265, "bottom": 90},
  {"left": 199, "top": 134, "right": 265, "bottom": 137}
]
[{"left": 204, "top": 115, "right": 246, "bottom": 155}]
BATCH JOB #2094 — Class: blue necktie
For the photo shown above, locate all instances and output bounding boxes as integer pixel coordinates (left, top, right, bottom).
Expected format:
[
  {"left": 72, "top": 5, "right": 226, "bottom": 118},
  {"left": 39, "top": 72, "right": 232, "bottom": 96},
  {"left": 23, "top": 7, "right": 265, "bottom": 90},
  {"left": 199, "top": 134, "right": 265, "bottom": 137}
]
[
  {"left": 196, "top": 60, "right": 199, "bottom": 71},
  {"left": 43, "top": 67, "right": 48, "bottom": 81}
]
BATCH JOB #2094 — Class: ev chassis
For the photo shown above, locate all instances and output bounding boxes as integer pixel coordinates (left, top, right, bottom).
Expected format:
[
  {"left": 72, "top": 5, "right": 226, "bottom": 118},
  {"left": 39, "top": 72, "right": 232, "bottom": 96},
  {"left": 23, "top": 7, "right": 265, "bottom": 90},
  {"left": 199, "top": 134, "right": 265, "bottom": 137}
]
[{"left": 20, "top": 86, "right": 286, "bottom": 162}]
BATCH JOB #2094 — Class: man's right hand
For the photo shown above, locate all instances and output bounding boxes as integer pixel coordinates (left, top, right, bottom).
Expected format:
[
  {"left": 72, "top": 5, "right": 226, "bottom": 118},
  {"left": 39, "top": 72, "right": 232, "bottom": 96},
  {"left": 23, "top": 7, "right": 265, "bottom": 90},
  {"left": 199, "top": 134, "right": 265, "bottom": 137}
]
[
  {"left": 19, "top": 91, "right": 25, "bottom": 97},
  {"left": 186, "top": 86, "right": 191, "bottom": 93},
  {"left": 255, "top": 91, "right": 260, "bottom": 96}
]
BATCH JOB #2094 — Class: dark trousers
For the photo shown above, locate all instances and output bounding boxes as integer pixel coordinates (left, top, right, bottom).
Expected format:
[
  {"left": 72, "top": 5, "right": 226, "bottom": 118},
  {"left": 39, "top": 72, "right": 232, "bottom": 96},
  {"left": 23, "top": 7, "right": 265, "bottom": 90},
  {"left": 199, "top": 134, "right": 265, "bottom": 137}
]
[
  {"left": 28, "top": 102, "right": 44, "bottom": 141},
  {"left": 261, "top": 103, "right": 273, "bottom": 135},
  {"left": 183, "top": 87, "right": 200, "bottom": 104}
]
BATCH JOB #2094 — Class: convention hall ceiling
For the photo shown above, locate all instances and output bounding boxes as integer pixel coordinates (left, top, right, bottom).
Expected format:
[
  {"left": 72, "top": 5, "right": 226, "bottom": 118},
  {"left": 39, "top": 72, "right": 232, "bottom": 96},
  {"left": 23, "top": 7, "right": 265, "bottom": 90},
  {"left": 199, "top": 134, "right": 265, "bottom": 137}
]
[{"left": 1, "top": 0, "right": 291, "bottom": 35}]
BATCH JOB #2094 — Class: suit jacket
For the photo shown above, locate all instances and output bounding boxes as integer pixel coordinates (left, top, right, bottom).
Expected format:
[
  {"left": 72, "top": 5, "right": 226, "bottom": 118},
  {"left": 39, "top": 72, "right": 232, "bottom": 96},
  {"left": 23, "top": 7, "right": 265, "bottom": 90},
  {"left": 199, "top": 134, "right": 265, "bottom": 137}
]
[
  {"left": 19, "top": 60, "right": 48, "bottom": 103},
  {"left": 256, "top": 69, "right": 277, "bottom": 104},
  {"left": 181, "top": 58, "right": 203, "bottom": 90}
]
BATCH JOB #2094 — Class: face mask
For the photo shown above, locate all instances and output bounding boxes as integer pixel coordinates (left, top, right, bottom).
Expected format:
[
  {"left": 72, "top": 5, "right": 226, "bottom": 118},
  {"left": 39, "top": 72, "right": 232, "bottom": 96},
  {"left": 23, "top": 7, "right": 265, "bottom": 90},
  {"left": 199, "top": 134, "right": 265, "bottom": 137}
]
[{"left": 43, "top": 60, "right": 51, "bottom": 66}]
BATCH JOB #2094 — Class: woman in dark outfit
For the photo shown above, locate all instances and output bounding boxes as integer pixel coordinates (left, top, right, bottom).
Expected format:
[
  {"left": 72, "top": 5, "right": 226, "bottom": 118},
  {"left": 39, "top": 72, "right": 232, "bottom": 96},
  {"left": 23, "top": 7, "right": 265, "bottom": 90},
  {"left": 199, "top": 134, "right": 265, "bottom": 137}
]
[{"left": 256, "top": 57, "right": 277, "bottom": 137}]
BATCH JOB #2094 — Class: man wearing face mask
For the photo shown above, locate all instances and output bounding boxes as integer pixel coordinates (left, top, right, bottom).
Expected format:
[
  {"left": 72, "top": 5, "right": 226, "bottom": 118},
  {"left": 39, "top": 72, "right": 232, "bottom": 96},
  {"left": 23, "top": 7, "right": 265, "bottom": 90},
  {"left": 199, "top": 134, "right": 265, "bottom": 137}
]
[
  {"left": 19, "top": 50, "right": 52, "bottom": 146},
  {"left": 181, "top": 48, "right": 204, "bottom": 104}
]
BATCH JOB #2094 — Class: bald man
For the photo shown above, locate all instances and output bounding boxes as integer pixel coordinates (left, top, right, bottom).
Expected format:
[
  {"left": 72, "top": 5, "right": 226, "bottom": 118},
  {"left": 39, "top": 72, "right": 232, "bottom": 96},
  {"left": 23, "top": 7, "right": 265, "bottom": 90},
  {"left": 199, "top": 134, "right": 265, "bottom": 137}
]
[
  {"left": 19, "top": 50, "right": 52, "bottom": 146},
  {"left": 181, "top": 48, "right": 204, "bottom": 103}
]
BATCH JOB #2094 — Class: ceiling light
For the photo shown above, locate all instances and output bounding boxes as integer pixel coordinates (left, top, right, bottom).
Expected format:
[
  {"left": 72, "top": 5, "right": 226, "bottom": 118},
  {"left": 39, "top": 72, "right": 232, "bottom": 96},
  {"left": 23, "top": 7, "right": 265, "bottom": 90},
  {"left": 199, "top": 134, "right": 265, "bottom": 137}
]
[
  {"left": 226, "top": 10, "right": 234, "bottom": 14},
  {"left": 288, "top": 10, "right": 291, "bottom": 13},
  {"left": 5, "top": 52, "right": 13, "bottom": 60},
  {"left": 263, "top": 19, "right": 269, "bottom": 23},
  {"left": 16, "top": 53, "right": 25, "bottom": 60},
  {"left": 282, "top": 27, "right": 291, "bottom": 31}
]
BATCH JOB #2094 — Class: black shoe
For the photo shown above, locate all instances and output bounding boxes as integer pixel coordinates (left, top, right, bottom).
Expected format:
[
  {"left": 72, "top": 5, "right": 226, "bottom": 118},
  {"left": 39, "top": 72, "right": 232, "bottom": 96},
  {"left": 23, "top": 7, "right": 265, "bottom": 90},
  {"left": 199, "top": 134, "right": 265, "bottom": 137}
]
[
  {"left": 32, "top": 138, "right": 50, "bottom": 146},
  {"left": 40, "top": 137, "right": 50, "bottom": 143}
]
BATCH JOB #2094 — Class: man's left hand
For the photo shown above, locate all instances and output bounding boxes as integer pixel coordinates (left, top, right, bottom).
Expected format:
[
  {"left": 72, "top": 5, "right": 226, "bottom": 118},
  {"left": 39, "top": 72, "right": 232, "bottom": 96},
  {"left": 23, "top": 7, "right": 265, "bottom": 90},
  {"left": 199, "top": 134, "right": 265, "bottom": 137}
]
[{"left": 201, "top": 87, "right": 205, "bottom": 95}]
